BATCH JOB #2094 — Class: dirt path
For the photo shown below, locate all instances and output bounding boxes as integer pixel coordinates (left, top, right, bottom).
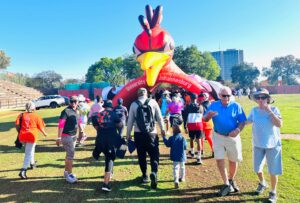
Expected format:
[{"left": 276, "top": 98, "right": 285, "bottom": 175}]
[{"left": 281, "top": 134, "right": 300, "bottom": 140}]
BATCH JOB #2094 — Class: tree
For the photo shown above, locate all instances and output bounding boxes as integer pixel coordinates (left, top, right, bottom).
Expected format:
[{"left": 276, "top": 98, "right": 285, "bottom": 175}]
[
  {"left": 27, "top": 70, "right": 63, "bottom": 89},
  {"left": 85, "top": 57, "right": 125, "bottom": 85},
  {"left": 63, "top": 78, "right": 84, "bottom": 84},
  {"left": 0, "top": 50, "right": 11, "bottom": 70},
  {"left": 231, "top": 63, "right": 260, "bottom": 88},
  {"left": 173, "top": 45, "right": 220, "bottom": 80},
  {"left": 122, "top": 54, "right": 143, "bottom": 80},
  {"left": 263, "top": 55, "right": 300, "bottom": 85}
]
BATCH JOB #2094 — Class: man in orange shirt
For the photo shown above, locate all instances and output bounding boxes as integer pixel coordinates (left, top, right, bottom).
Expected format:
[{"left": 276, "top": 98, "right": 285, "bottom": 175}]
[{"left": 16, "top": 102, "right": 47, "bottom": 179}]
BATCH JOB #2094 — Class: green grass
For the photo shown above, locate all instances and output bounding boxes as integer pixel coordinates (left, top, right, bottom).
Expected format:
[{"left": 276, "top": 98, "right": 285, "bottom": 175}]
[{"left": 0, "top": 94, "right": 300, "bottom": 202}]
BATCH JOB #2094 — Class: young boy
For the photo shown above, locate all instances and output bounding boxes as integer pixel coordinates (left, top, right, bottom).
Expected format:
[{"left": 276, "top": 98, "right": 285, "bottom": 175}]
[
  {"left": 183, "top": 93, "right": 204, "bottom": 164},
  {"left": 163, "top": 118, "right": 187, "bottom": 189}
]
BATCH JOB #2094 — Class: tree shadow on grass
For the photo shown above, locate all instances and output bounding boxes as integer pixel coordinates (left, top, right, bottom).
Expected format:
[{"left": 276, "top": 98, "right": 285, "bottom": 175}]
[{"left": 0, "top": 174, "right": 269, "bottom": 203}]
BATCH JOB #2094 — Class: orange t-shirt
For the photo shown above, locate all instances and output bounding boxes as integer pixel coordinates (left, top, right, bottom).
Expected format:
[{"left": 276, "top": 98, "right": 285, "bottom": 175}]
[
  {"left": 16, "top": 112, "right": 45, "bottom": 143},
  {"left": 184, "top": 95, "right": 191, "bottom": 105},
  {"left": 202, "top": 118, "right": 213, "bottom": 130}
]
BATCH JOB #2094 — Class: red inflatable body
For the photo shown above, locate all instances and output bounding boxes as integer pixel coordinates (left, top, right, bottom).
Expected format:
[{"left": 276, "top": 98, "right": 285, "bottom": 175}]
[{"left": 112, "top": 72, "right": 205, "bottom": 107}]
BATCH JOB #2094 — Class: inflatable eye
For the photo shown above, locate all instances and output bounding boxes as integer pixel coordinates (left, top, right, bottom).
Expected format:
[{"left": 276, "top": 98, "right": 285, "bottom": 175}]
[{"left": 133, "top": 45, "right": 142, "bottom": 57}]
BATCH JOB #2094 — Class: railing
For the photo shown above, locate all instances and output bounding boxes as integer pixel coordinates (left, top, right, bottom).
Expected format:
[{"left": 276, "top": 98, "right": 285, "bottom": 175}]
[{"left": 0, "top": 98, "right": 29, "bottom": 109}]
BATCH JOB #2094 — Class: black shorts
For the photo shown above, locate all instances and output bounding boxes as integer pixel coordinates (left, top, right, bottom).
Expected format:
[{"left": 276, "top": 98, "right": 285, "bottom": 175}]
[{"left": 189, "top": 130, "right": 203, "bottom": 140}]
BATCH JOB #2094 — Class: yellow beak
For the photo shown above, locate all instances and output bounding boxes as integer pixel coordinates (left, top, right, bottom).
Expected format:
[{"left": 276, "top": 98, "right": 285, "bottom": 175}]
[{"left": 137, "top": 52, "right": 170, "bottom": 86}]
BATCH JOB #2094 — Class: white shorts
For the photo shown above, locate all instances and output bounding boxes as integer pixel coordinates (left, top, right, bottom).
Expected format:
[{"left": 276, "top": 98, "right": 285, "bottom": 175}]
[{"left": 213, "top": 132, "right": 243, "bottom": 162}]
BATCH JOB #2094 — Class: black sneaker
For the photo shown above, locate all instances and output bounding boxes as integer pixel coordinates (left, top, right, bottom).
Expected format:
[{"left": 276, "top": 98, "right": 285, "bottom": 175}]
[
  {"left": 102, "top": 183, "right": 112, "bottom": 192},
  {"left": 150, "top": 172, "right": 157, "bottom": 189},
  {"left": 217, "top": 184, "right": 234, "bottom": 197},
  {"left": 196, "top": 158, "right": 203, "bottom": 165},
  {"left": 229, "top": 179, "right": 240, "bottom": 192},
  {"left": 19, "top": 169, "right": 27, "bottom": 179},
  {"left": 201, "top": 150, "right": 204, "bottom": 155},
  {"left": 174, "top": 182, "right": 179, "bottom": 189},
  {"left": 29, "top": 161, "right": 37, "bottom": 169},
  {"left": 179, "top": 178, "right": 185, "bottom": 182},
  {"left": 141, "top": 175, "right": 149, "bottom": 183},
  {"left": 255, "top": 182, "right": 268, "bottom": 195},
  {"left": 211, "top": 152, "right": 214, "bottom": 158},
  {"left": 188, "top": 151, "right": 195, "bottom": 158},
  {"left": 268, "top": 191, "right": 277, "bottom": 202}
]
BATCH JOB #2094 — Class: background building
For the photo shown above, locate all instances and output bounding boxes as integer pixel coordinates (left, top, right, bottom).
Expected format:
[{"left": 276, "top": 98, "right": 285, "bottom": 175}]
[{"left": 211, "top": 49, "right": 244, "bottom": 81}]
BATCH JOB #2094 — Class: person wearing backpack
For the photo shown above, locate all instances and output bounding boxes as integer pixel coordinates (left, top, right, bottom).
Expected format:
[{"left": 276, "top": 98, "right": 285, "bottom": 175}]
[
  {"left": 92, "top": 100, "right": 123, "bottom": 192},
  {"left": 126, "top": 87, "right": 166, "bottom": 189},
  {"left": 113, "top": 98, "right": 128, "bottom": 136}
]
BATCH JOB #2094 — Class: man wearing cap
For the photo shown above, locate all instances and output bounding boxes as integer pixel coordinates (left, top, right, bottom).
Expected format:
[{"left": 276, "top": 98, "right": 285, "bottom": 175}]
[
  {"left": 126, "top": 87, "right": 166, "bottom": 189},
  {"left": 57, "top": 95, "right": 80, "bottom": 183},
  {"left": 247, "top": 88, "right": 282, "bottom": 202},
  {"left": 113, "top": 98, "right": 128, "bottom": 136},
  {"left": 204, "top": 86, "right": 247, "bottom": 197}
]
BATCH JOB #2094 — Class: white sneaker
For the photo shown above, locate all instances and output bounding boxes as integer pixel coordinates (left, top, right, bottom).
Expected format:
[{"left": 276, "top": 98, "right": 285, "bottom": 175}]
[{"left": 66, "top": 173, "right": 78, "bottom": 183}]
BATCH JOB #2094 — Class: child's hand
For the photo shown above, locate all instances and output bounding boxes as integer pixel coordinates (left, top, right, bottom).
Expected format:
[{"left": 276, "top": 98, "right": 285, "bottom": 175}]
[{"left": 56, "top": 138, "right": 61, "bottom": 146}]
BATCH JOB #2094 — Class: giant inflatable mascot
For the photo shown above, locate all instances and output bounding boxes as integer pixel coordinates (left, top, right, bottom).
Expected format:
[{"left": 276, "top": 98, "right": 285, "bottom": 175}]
[{"left": 112, "top": 5, "right": 222, "bottom": 107}]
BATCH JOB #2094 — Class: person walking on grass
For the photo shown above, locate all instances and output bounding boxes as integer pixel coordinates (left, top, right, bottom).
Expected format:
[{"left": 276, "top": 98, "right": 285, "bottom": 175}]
[
  {"left": 167, "top": 93, "right": 184, "bottom": 129},
  {"left": 126, "top": 87, "right": 166, "bottom": 189},
  {"left": 16, "top": 102, "right": 48, "bottom": 179},
  {"left": 204, "top": 86, "right": 246, "bottom": 197},
  {"left": 76, "top": 95, "right": 90, "bottom": 147},
  {"left": 158, "top": 90, "right": 171, "bottom": 133},
  {"left": 92, "top": 100, "right": 123, "bottom": 192},
  {"left": 57, "top": 95, "right": 80, "bottom": 184},
  {"left": 163, "top": 117, "right": 187, "bottom": 189},
  {"left": 198, "top": 92, "right": 214, "bottom": 158},
  {"left": 183, "top": 93, "right": 204, "bottom": 164},
  {"left": 247, "top": 88, "right": 282, "bottom": 203},
  {"left": 113, "top": 98, "right": 128, "bottom": 136}
]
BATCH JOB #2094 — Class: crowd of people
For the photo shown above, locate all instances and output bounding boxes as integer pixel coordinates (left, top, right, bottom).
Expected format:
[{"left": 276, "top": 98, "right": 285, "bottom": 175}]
[{"left": 15, "top": 86, "right": 282, "bottom": 202}]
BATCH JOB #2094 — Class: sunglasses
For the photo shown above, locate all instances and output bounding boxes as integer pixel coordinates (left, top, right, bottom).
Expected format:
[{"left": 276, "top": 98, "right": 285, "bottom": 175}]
[
  {"left": 70, "top": 100, "right": 78, "bottom": 103},
  {"left": 221, "top": 94, "right": 231, "bottom": 98},
  {"left": 254, "top": 96, "right": 268, "bottom": 100}
]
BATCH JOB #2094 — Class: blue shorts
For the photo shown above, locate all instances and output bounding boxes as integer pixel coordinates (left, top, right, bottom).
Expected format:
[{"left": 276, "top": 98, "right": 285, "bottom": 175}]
[{"left": 253, "top": 143, "right": 282, "bottom": 175}]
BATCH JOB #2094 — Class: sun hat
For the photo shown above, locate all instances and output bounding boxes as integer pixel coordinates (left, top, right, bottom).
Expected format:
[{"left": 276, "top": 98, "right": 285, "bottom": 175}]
[
  {"left": 250, "top": 88, "right": 274, "bottom": 103},
  {"left": 253, "top": 88, "right": 270, "bottom": 97}
]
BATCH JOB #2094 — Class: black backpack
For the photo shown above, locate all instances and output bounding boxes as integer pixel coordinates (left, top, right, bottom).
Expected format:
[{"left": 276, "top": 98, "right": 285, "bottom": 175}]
[{"left": 135, "top": 99, "right": 155, "bottom": 133}]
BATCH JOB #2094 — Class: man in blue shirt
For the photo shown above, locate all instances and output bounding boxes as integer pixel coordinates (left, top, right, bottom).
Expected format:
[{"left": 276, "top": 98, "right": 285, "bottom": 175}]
[{"left": 204, "top": 86, "right": 246, "bottom": 197}]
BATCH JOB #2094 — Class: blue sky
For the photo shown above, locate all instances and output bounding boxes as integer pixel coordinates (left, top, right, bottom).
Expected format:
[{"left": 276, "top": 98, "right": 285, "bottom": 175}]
[{"left": 1, "top": 0, "right": 300, "bottom": 79}]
